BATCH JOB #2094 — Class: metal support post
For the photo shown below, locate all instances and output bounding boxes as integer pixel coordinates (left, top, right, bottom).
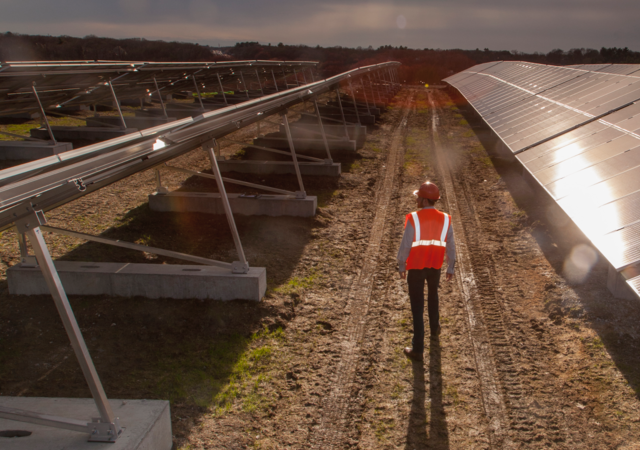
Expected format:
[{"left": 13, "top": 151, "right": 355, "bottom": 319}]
[
  {"left": 281, "top": 68, "right": 288, "bottom": 89},
  {"left": 17, "top": 230, "right": 37, "bottom": 267},
  {"left": 271, "top": 69, "right": 279, "bottom": 92},
  {"left": 309, "top": 68, "right": 316, "bottom": 82},
  {"left": 254, "top": 69, "right": 265, "bottom": 96},
  {"left": 368, "top": 74, "right": 381, "bottom": 104},
  {"left": 216, "top": 73, "right": 228, "bottom": 106},
  {"left": 348, "top": 80, "right": 361, "bottom": 124},
  {"left": 192, "top": 74, "right": 205, "bottom": 111},
  {"left": 335, "top": 87, "right": 350, "bottom": 139},
  {"left": 31, "top": 83, "right": 56, "bottom": 144},
  {"left": 107, "top": 79, "right": 127, "bottom": 130},
  {"left": 293, "top": 68, "right": 300, "bottom": 86},
  {"left": 383, "top": 70, "right": 391, "bottom": 94},
  {"left": 239, "top": 72, "right": 250, "bottom": 98},
  {"left": 14, "top": 210, "right": 122, "bottom": 442},
  {"left": 313, "top": 98, "right": 333, "bottom": 163},
  {"left": 379, "top": 71, "right": 387, "bottom": 94},
  {"left": 360, "top": 78, "right": 371, "bottom": 115},
  {"left": 153, "top": 76, "right": 168, "bottom": 119},
  {"left": 154, "top": 168, "right": 168, "bottom": 193},
  {"left": 301, "top": 68, "right": 308, "bottom": 85},
  {"left": 205, "top": 140, "right": 249, "bottom": 273},
  {"left": 281, "top": 113, "right": 306, "bottom": 198}
]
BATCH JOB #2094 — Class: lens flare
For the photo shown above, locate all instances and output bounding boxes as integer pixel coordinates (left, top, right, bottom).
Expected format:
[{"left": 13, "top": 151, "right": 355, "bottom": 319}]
[
  {"left": 563, "top": 244, "right": 598, "bottom": 284},
  {"left": 396, "top": 15, "right": 407, "bottom": 29}
]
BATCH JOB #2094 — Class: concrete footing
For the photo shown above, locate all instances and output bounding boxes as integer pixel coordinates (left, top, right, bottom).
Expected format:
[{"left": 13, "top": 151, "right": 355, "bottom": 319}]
[
  {"left": 253, "top": 135, "right": 356, "bottom": 153},
  {"left": 0, "top": 141, "right": 73, "bottom": 160},
  {"left": 325, "top": 103, "right": 381, "bottom": 117},
  {"left": 30, "top": 127, "right": 137, "bottom": 144},
  {"left": 86, "top": 116, "right": 176, "bottom": 130},
  {"left": 283, "top": 120, "right": 367, "bottom": 148},
  {"left": 0, "top": 397, "right": 171, "bottom": 450},
  {"left": 317, "top": 110, "right": 376, "bottom": 125},
  {"left": 149, "top": 192, "right": 317, "bottom": 217},
  {"left": 8, "top": 261, "right": 266, "bottom": 301},
  {"left": 136, "top": 107, "right": 220, "bottom": 120},
  {"left": 218, "top": 159, "right": 341, "bottom": 176},
  {"left": 608, "top": 265, "right": 640, "bottom": 300}
]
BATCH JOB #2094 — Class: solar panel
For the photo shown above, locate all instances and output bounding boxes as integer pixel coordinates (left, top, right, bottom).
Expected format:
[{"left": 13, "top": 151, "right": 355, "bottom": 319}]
[
  {"left": 0, "top": 60, "right": 319, "bottom": 116},
  {"left": 444, "top": 61, "right": 640, "bottom": 297}
]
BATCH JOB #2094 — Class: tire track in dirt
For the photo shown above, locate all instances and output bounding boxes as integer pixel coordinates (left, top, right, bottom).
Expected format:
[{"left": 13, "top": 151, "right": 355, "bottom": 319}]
[
  {"left": 430, "top": 89, "right": 569, "bottom": 448},
  {"left": 427, "top": 90, "right": 510, "bottom": 447},
  {"left": 309, "top": 92, "right": 415, "bottom": 448}
]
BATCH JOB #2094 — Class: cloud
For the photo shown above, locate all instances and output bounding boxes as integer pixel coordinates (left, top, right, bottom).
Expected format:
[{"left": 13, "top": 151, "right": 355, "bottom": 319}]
[{"left": 0, "top": 0, "right": 638, "bottom": 52}]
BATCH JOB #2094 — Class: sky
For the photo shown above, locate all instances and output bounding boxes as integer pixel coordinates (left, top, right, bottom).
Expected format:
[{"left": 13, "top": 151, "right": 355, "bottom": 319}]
[{"left": 1, "top": 0, "right": 639, "bottom": 53}]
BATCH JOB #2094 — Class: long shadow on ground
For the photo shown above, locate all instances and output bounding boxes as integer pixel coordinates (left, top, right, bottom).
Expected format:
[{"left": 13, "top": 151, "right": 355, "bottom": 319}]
[{"left": 0, "top": 185, "right": 330, "bottom": 444}]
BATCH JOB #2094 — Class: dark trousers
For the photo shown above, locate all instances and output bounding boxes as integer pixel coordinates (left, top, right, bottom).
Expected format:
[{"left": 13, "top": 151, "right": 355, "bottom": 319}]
[{"left": 407, "top": 267, "right": 441, "bottom": 352}]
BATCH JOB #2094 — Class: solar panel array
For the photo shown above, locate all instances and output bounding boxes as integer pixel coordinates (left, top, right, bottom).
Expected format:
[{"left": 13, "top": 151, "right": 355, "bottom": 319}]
[
  {"left": 0, "top": 60, "right": 318, "bottom": 116},
  {"left": 0, "top": 61, "right": 400, "bottom": 232},
  {"left": 444, "top": 61, "right": 640, "bottom": 298}
]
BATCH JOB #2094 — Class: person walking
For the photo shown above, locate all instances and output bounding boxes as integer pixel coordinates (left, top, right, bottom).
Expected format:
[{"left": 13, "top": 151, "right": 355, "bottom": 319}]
[{"left": 397, "top": 181, "right": 456, "bottom": 362}]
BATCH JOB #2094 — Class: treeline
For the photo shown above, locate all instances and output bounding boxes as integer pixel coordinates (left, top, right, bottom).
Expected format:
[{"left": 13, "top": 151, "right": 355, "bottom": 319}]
[
  {"left": 2, "top": 33, "right": 639, "bottom": 84},
  {"left": 228, "top": 43, "right": 640, "bottom": 83},
  {"left": 0, "top": 32, "right": 228, "bottom": 62}
]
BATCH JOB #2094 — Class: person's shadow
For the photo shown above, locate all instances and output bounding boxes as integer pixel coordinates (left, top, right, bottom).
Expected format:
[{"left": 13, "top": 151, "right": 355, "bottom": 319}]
[{"left": 405, "top": 338, "right": 450, "bottom": 449}]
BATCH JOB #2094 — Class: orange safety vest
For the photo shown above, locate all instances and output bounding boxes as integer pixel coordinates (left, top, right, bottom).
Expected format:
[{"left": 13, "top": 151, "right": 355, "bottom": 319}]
[{"left": 404, "top": 208, "right": 451, "bottom": 270}]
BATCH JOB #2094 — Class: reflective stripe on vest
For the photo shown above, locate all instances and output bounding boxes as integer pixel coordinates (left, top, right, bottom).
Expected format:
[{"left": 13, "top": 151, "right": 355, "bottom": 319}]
[
  {"left": 411, "top": 211, "right": 421, "bottom": 240},
  {"left": 412, "top": 239, "right": 447, "bottom": 248},
  {"left": 410, "top": 212, "right": 449, "bottom": 249},
  {"left": 405, "top": 209, "right": 450, "bottom": 270}
]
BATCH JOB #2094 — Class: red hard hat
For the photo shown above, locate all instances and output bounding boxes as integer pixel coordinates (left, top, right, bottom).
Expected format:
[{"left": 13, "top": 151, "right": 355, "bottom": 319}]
[{"left": 413, "top": 181, "right": 440, "bottom": 200}]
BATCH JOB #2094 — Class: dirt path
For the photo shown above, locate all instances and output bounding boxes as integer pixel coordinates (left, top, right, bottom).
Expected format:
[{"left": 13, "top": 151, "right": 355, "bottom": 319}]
[
  {"left": 429, "top": 91, "right": 511, "bottom": 446},
  {"left": 2, "top": 87, "right": 640, "bottom": 449},
  {"left": 309, "top": 92, "right": 414, "bottom": 448}
]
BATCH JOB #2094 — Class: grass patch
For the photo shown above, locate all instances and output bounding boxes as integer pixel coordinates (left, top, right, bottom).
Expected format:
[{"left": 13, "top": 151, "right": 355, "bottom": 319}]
[
  {"left": 444, "top": 384, "right": 461, "bottom": 406},
  {"left": 403, "top": 129, "right": 430, "bottom": 175},
  {"left": 341, "top": 159, "right": 363, "bottom": 173},
  {"left": 316, "top": 189, "right": 338, "bottom": 208},
  {"left": 463, "top": 130, "right": 475, "bottom": 138},
  {"left": 373, "top": 411, "right": 396, "bottom": 441},
  {"left": 390, "top": 383, "right": 404, "bottom": 399},
  {"left": 150, "top": 325, "right": 285, "bottom": 415},
  {"left": 480, "top": 156, "right": 493, "bottom": 167},
  {"left": 273, "top": 271, "right": 320, "bottom": 296},
  {"left": 458, "top": 119, "right": 469, "bottom": 126},
  {"left": 512, "top": 209, "right": 526, "bottom": 219}
]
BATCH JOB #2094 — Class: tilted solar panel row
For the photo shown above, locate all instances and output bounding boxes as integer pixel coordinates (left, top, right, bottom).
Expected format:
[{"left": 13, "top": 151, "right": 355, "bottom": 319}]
[
  {"left": 0, "top": 60, "right": 319, "bottom": 116},
  {"left": 444, "top": 61, "right": 640, "bottom": 298}
]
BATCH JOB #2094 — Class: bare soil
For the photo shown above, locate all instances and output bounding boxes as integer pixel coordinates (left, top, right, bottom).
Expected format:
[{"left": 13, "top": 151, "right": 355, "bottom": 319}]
[{"left": 1, "top": 87, "right": 640, "bottom": 449}]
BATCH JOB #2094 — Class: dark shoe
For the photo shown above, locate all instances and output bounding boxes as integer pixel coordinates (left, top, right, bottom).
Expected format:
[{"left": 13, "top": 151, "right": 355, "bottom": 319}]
[{"left": 403, "top": 347, "right": 424, "bottom": 362}]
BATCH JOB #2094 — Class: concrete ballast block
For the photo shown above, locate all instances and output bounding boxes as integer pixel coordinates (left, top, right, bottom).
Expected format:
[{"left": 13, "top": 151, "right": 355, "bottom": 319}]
[
  {"left": 8, "top": 261, "right": 267, "bottom": 301},
  {"left": 218, "top": 160, "right": 340, "bottom": 176},
  {"left": 149, "top": 192, "right": 317, "bottom": 217},
  {"left": 0, "top": 397, "right": 171, "bottom": 450},
  {"left": 30, "top": 127, "right": 137, "bottom": 142},
  {"left": 86, "top": 116, "right": 177, "bottom": 130},
  {"left": 0, "top": 141, "right": 73, "bottom": 160}
]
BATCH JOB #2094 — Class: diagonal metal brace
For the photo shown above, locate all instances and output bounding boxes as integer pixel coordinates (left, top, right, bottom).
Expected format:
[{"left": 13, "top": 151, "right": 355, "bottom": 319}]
[{"left": 13, "top": 209, "right": 123, "bottom": 443}]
